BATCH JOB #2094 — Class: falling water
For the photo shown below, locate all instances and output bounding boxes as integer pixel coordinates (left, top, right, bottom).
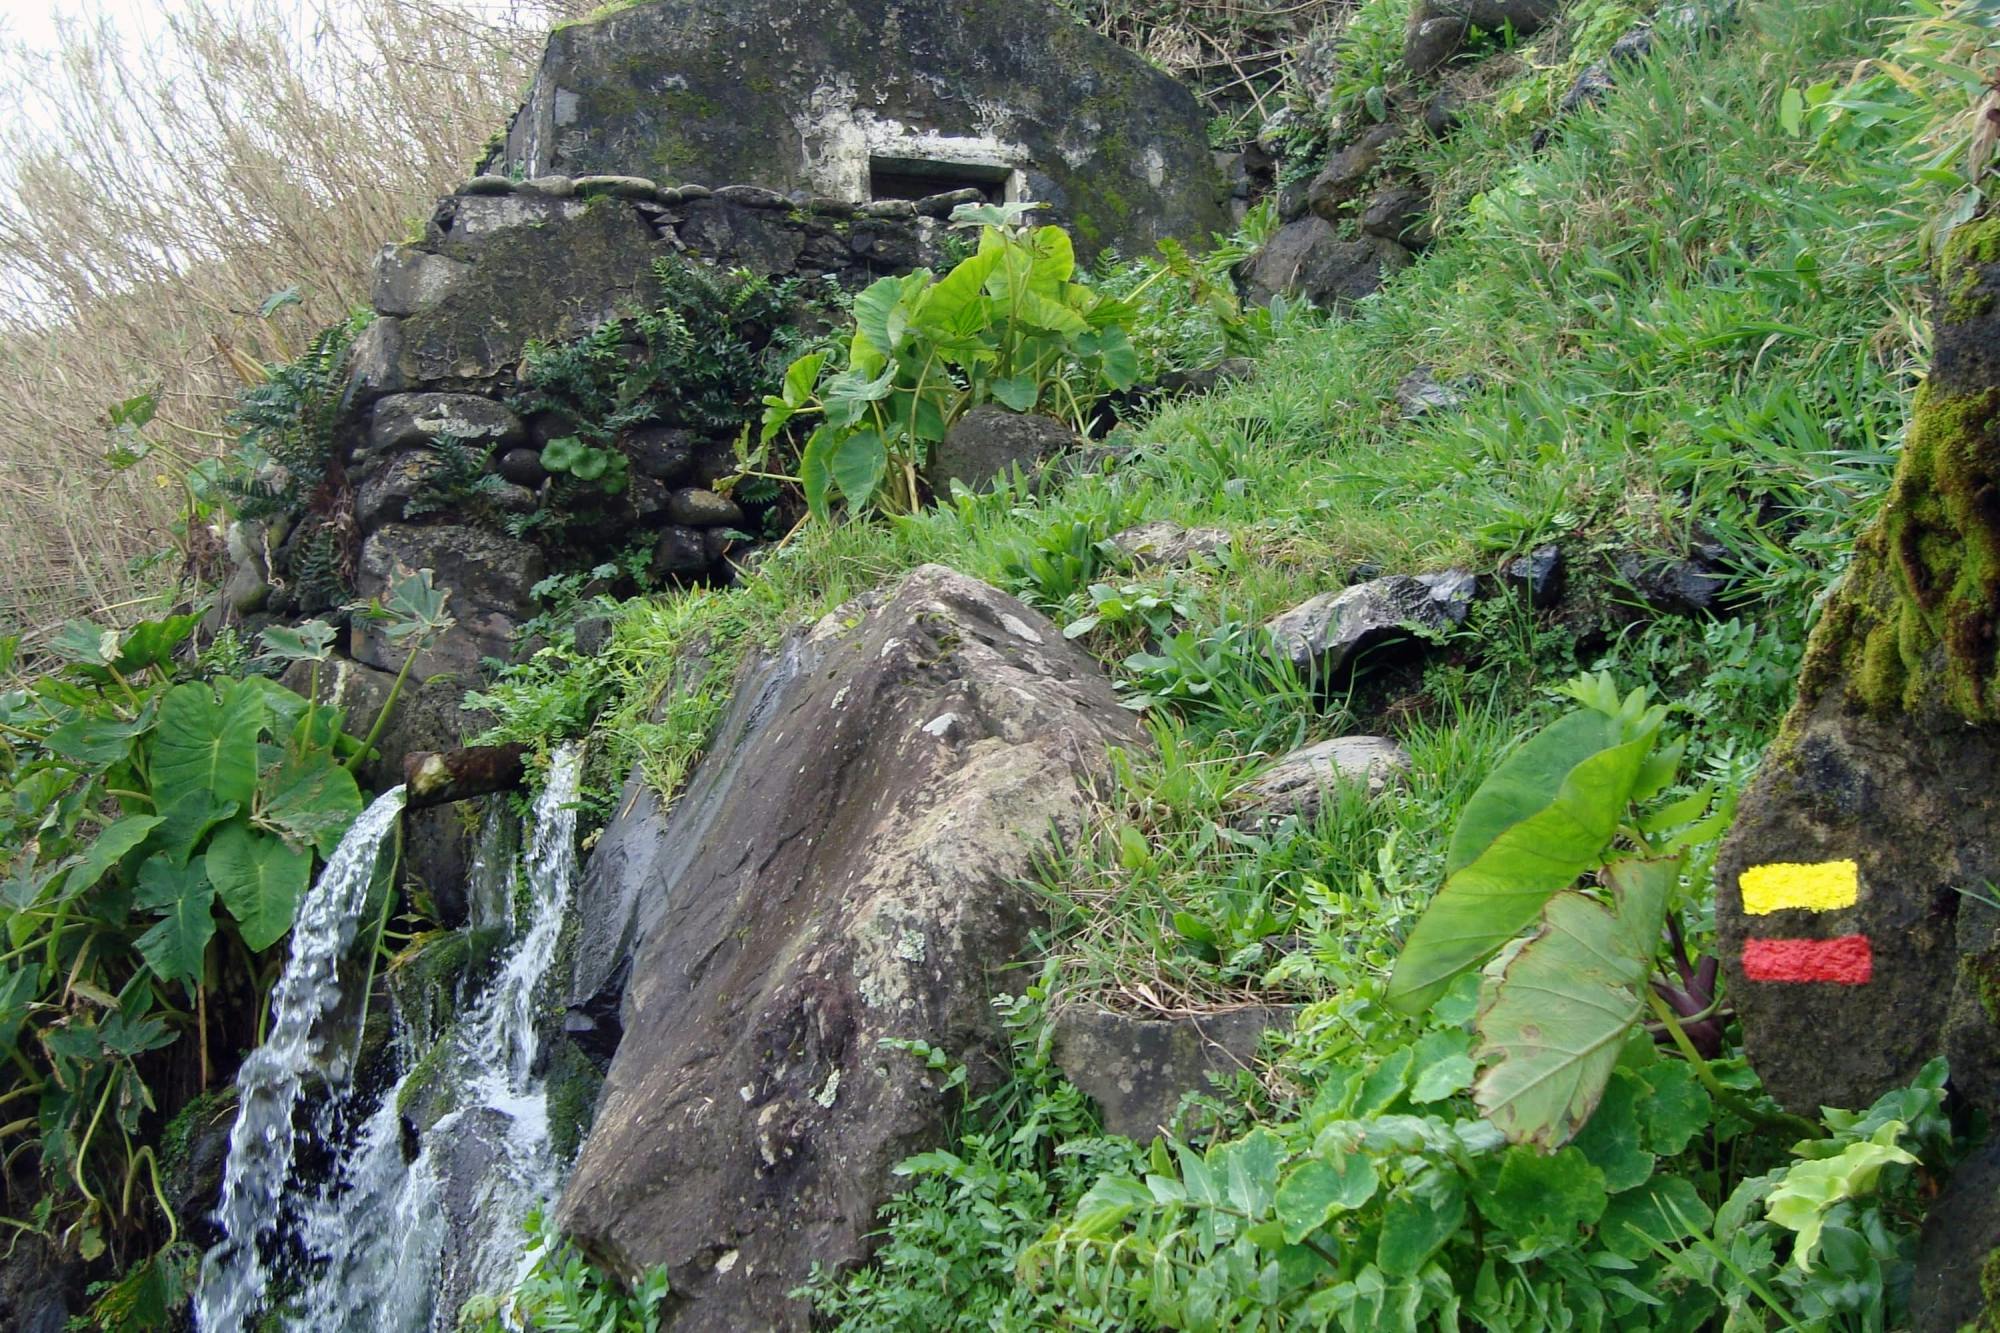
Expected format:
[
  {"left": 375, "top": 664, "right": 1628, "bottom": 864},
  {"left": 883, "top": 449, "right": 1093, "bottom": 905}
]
[
  {"left": 199, "top": 746, "right": 586, "bottom": 1332},
  {"left": 196, "top": 785, "right": 410, "bottom": 1333}
]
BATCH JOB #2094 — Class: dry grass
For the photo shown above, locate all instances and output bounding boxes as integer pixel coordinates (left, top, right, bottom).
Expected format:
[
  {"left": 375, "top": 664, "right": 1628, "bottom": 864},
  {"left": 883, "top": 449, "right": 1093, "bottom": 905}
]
[{"left": 0, "top": 0, "right": 590, "bottom": 642}]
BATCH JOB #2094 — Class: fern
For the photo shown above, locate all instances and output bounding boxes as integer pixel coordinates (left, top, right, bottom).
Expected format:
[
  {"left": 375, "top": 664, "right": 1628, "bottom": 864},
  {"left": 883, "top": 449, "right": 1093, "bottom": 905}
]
[
  {"left": 405, "top": 436, "right": 506, "bottom": 520},
  {"left": 287, "top": 518, "right": 347, "bottom": 614}
]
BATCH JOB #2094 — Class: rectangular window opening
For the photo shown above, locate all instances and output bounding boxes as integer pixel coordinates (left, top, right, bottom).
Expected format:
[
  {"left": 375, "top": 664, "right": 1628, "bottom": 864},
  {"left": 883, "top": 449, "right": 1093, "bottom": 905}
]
[{"left": 867, "top": 156, "right": 1013, "bottom": 204}]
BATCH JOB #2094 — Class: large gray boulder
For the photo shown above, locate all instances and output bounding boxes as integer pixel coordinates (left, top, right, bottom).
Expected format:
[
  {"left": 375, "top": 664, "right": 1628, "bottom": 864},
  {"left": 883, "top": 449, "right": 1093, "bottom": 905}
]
[
  {"left": 1053, "top": 1007, "right": 1293, "bottom": 1140},
  {"left": 926, "top": 406, "right": 1080, "bottom": 495},
  {"left": 555, "top": 565, "right": 1144, "bottom": 1328},
  {"left": 1405, "top": 0, "right": 1566, "bottom": 77},
  {"left": 489, "top": 0, "right": 1228, "bottom": 261}
]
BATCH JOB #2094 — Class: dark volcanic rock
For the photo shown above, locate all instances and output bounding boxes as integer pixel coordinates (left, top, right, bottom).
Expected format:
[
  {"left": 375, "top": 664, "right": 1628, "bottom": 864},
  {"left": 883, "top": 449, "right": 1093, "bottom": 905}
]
[
  {"left": 1307, "top": 123, "right": 1404, "bottom": 220},
  {"left": 492, "top": 0, "right": 1228, "bottom": 262},
  {"left": 1714, "top": 691, "right": 2000, "bottom": 1120},
  {"left": 1404, "top": 0, "right": 1565, "bottom": 77},
  {"left": 1053, "top": 1007, "right": 1293, "bottom": 1140},
  {"left": 666, "top": 487, "right": 746, "bottom": 529},
  {"left": 1611, "top": 549, "right": 1728, "bottom": 617},
  {"left": 366, "top": 393, "right": 524, "bottom": 459},
  {"left": 1912, "top": 1141, "right": 2000, "bottom": 1332},
  {"left": 351, "top": 523, "right": 544, "bottom": 681},
  {"left": 1362, "top": 182, "right": 1433, "bottom": 246},
  {"left": 1265, "top": 572, "right": 1476, "bottom": 678},
  {"left": 926, "top": 406, "right": 1080, "bottom": 494},
  {"left": 1502, "top": 544, "right": 1566, "bottom": 609},
  {"left": 1241, "top": 219, "right": 1413, "bottom": 310},
  {"left": 554, "top": 566, "right": 1143, "bottom": 1328}
]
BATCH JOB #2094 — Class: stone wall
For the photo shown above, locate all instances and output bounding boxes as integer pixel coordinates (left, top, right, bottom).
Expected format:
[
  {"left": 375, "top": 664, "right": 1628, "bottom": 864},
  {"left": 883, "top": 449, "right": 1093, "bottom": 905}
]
[{"left": 338, "top": 174, "right": 960, "bottom": 680}]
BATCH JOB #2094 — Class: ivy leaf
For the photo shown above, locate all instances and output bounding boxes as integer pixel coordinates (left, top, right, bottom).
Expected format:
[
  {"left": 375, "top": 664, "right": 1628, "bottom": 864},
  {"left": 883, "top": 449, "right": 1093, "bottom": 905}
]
[
  {"left": 1388, "top": 710, "right": 1655, "bottom": 1012},
  {"left": 541, "top": 436, "right": 583, "bottom": 472},
  {"left": 259, "top": 754, "right": 362, "bottom": 858},
  {"left": 1634, "top": 1060, "right": 1713, "bottom": 1157},
  {"left": 205, "top": 820, "right": 311, "bottom": 952},
  {"left": 0, "top": 968, "right": 40, "bottom": 1049},
  {"left": 1474, "top": 1145, "right": 1608, "bottom": 1260},
  {"left": 1571, "top": 1069, "right": 1656, "bottom": 1192},
  {"left": 1470, "top": 858, "right": 1676, "bottom": 1148},
  {"left": 151, "top": 681, "right": 263, "bottom": 859},
  {"left": 132, "top": 858, "right": 217, "bottom": 988}
]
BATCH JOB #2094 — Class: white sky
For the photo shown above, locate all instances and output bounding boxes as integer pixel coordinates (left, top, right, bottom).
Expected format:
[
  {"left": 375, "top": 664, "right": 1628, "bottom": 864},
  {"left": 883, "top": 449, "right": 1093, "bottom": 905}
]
[{"left": 0, "top": 0, "right": 174, "bottom": 57}]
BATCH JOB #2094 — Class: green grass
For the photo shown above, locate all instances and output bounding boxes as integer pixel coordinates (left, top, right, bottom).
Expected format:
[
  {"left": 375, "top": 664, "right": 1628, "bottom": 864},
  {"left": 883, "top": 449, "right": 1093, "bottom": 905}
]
[{"left": 471, "top": 0, "right": 1994, "bottom": 1322}]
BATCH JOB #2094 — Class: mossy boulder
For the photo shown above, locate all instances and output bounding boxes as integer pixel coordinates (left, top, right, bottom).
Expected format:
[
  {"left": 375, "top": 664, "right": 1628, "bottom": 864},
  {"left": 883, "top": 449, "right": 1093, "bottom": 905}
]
[
  {"left": 554, "top": 566, "right": 1145, "bottom": 1328},
  {"left": 489, "top": 0, "right": 1227, "bottom": 262},
  {"left": 1715, "top": 212, "right": 2000, "bottom": 1138}
]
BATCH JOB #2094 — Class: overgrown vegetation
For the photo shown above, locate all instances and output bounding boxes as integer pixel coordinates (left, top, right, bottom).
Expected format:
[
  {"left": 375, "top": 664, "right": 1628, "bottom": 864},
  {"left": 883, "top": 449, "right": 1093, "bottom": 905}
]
[
  {"left": 0, "top": 570, "right": 448, "bottom": 1314},
  {"left": 472, "top": 0, "right": 1996, "bottom": 1325}
]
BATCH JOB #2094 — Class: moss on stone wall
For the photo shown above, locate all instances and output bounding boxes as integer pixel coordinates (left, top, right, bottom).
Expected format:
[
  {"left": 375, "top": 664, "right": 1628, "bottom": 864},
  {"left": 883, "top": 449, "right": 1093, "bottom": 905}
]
[
  {"left": 1796, "top": 212, "right": 2000, "bottom": 723},
  {"left": 544, "top": 1037, "right": 605, "bottom": 1164}
]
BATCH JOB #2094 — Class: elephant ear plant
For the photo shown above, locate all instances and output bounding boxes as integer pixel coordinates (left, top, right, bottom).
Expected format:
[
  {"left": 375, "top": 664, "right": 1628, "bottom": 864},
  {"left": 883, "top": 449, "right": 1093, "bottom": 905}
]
[
  {"left": 757, "top": 203, "right": 1142, "bottom": 521},
  {"left": 1387, "top": 673, "right": 1818, "bottom": 1148},
  {"left": 0, "top": 567, "right": 450, "bottom": 1291}
]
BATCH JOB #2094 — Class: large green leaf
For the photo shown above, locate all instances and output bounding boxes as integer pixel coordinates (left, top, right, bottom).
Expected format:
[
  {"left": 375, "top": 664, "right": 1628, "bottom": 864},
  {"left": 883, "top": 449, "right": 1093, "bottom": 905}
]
[
  {"left": 112, "top": 613, "right": 201, "bottom": 674},
  {"left": 132, "top": 858, "right": 217, "bottom": 988},
  {"left": 828, "top": 429, "right": 889, "bottom": 511},
  {"left": 800, "top": 425, "right": 837, "bottom": 522},
  {"left": 1388, "top": 711, "right": 1654, "bottom": 1013},
  {"left": 919, "top": 248, "right": 1002, "bottom": 331},
  {"left": 1470, "top": 858, "right": 1676, "bottom": 1148},
  {"left": 259, "top": 754, "right": 362, "bottom": 858},
  {"left": 53, "top": 814, "right": 164, "bottom": 904},
  {"left": 204, "top": 819, "right": 311, "bottom": 952},
  {"left": 151, "top": 681, "right": 264, "bottom": 859}
]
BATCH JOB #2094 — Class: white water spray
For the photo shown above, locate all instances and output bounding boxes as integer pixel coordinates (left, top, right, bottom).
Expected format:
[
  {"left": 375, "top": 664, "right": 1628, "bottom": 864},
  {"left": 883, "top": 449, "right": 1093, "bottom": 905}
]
[
  {"left": 196, "top": 786, "right": 409, "bottom": 1333},
  {"left": 198, "top": 746, "right": 586, "bottom": 1332}
]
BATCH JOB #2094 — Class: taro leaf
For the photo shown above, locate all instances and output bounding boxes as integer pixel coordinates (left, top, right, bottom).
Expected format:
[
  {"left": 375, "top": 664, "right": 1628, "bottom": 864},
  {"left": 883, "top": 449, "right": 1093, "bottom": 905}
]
[
  {"left": 53, "top": 815, "right": 164, "bottom": 904},
  {"left": 151, "top": 680, "right": 263, "bottom": 860},
  {"left": 43, "top": 703, "right": 158, "bottom": 767},
  {"left": 259, "top": 753, "right": 362, "bottom": 858},
  {"left": 919, "top": 248, "right": 1002, "bottom": 332},
  {"left": 48, "top": 620, "right": 120, "bottom": 667},
  {"left": 205, "top": 819, "right": 311, "bottom": 952},
  {"left": 1088, "top": 326, "right": 1141, "bottom": 391},
  {"left": 828, "top": 429, "right": 888, "bottom": 512},
  {"left": 990, "top": 374, "right": 1040, "bottom": 412},
  {"left": 0, "top": 967, "right": 38, "bottom": 1050},
  {"left": 112, "top": 614, "right": 201, "bottom": 675},
  {"left": 800, "top": 425, "right": 837, "bottom": 522},
  {"left": 132, "top": 858, "right": 217, "bottom": 988},
  {"left": 1388, "top": 710, "right": 1654, "bottom": 1013},
  {"left": 1470, "top": 858, "right": 1677, "bottom": 1148},
  {"left": 259, "top": 620, "right": 337, "bottom": 665}
]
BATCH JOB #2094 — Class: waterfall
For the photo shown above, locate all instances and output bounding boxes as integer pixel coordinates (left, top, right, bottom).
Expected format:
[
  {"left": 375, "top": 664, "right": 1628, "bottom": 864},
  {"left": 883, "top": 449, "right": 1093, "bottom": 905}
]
[
  {"left": 196, "top": 785, "right": 410, "bottom": 1333},
  {"left": 197, "top": 746, "right": 586, "bottom": 1332}
]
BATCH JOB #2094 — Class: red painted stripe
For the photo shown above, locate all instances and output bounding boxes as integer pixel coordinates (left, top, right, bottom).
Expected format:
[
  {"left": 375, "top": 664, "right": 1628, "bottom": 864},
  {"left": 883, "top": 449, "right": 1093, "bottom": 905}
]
[{"left": 1742, "top": 935, "right": 1873, "bottom": 985}]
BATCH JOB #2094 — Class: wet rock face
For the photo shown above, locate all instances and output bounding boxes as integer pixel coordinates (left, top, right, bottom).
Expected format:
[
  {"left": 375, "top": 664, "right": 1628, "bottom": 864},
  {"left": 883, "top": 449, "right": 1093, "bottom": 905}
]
[
  {"left": 1912, "top": 1141, "right": 2000, "bottom": 1332},
  {"left": 491, "top": 0, "right": 1227, "bottom": 262},
  {"left": 555, "top": 565, "right": 1144, "bottom": 1328},
  {"left": 1713, "top": 688, "right": 2000, "bottom": 1121}
]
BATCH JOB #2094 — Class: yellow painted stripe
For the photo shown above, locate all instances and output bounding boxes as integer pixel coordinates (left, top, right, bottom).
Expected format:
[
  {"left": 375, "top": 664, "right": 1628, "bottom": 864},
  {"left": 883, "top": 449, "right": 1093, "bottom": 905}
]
[{"left": 1741, "top": 860, "right": 1859, "bottom": 915}]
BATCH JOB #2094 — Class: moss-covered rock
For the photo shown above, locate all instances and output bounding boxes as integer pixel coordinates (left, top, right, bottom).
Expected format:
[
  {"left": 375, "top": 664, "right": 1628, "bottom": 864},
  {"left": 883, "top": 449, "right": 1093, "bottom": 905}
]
[
  {"left": 1714, "top": 207, "right": 2000, "bottom": 1211},
  {"left": 491, "top": 0, "right": 1227, "bottom": 262},
  {"left": 544, "top": 1036, "right": 605, "bottom": 1165}
]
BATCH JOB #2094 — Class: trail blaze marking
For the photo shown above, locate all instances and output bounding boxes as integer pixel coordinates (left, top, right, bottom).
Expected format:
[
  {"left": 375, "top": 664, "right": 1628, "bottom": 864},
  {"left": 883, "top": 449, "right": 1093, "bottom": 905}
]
[
  {"left": 1741, "top": 935, "right": 1874, "bottom": 985},
  {"left": 1740, "top": 860, "right": 1859, "bottom": 915}
]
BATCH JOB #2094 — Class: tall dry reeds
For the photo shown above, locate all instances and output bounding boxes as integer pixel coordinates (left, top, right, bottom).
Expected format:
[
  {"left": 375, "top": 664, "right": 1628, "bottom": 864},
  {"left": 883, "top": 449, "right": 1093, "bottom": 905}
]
[{"left": 0, "top": 0, "right": 588, "bottom": 641}]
